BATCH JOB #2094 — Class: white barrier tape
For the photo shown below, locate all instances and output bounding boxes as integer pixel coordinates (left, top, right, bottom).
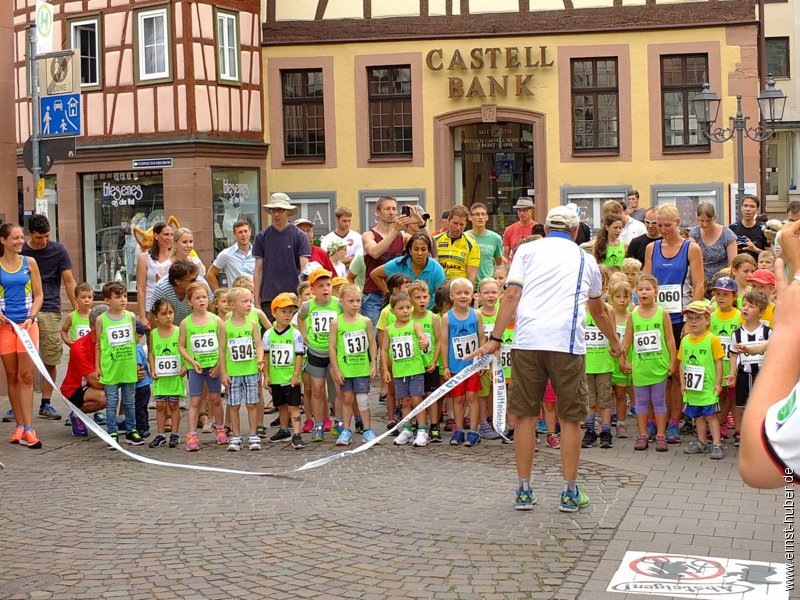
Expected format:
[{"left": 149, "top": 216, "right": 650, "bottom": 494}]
[
  {"left": 491, "top": 358, "right": 509, "bottom": 441},
  {"left": 10, "top": 322, "right": 494, "bottom": 476}
]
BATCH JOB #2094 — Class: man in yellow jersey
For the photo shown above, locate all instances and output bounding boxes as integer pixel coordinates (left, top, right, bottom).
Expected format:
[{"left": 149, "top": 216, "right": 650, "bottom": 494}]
[{"left": 433, "top": 205, "right": 480, "bottom": 285}]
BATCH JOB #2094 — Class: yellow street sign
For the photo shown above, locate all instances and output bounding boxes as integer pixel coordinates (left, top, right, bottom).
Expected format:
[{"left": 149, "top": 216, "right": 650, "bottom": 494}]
[{"left": 36, "top": 178, "right": 45, "bottom": 199}]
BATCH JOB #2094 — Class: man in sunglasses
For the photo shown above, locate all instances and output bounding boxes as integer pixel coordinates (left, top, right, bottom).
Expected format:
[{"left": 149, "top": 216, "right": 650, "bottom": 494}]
[{"left": 626, "top": 207, "right": 662, "bottom": 266}]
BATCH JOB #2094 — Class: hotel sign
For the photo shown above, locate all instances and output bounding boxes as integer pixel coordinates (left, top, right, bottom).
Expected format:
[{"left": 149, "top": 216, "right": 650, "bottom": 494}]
[{"left": 426, "top": 46, "right": 553, "bottom": 99}]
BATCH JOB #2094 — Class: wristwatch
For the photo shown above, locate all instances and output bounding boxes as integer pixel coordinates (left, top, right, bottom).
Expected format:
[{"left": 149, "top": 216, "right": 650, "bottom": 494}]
[{"left": 489, "top": 334, "right": 503, "bottom": 343}]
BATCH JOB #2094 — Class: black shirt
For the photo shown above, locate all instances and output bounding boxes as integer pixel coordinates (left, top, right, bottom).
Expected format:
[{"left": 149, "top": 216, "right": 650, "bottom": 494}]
[
  {"left": 21, "top": 241, "right": 71, "bottom": 313},
  {"left": 729, "top": 221, "right": 769, "bottom": 260},
  {"left": 575, "top": 222, "right": 592, "bottom": 246},
  {"left": 626, "top": 233, "right": 661, "bottom": 266}
]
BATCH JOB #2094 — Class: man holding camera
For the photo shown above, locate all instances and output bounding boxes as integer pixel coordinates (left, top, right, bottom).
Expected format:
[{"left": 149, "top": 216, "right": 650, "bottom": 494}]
[{"left": 729, "top": 194, "right": 769, "bottom": 260}]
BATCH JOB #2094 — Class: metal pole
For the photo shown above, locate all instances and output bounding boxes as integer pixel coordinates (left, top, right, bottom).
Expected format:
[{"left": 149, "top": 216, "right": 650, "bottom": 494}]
[
  {"left": 734, "top": 95, "right": 746, "bottom": 224},
  {"left": 28, "top": 25, "right": 42, "bottom": 212}
]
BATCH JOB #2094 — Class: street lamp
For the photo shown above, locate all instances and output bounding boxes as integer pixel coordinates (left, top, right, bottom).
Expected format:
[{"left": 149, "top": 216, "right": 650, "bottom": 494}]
[{"left": 691, "top": 76, "right": 787, "bottom": 222}]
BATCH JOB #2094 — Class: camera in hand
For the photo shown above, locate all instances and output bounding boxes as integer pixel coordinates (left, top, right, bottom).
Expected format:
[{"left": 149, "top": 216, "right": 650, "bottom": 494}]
[{"left": 401, "top": 206, "right": 411, "bottom": 217}]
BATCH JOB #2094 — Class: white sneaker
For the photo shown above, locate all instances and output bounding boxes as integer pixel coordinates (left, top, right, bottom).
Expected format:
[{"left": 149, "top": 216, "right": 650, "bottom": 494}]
[
  {"left": 201, "top": 419, "right": 214, "bottom": 434},
  {"left": 248, "top": 435, "right": 261, "bottom": 451},
  {"left": 394, "top": 429, "right": 414, "bottom": 445},
  {"left": 412, "top": 429, "right": 430, "bottom": 447},
  {"left": 227, "top": 436, "right": 242, "bottom": 452}
]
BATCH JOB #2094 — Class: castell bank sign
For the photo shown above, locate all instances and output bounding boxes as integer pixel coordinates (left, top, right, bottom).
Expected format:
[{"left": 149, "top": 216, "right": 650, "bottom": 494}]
[{"left": 426, "top": 46, "right": 554, "bottom": 98}]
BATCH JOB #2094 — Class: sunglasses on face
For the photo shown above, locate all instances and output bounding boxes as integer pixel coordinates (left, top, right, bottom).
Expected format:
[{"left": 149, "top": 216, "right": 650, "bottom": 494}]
[{"left": 644, "top": 220, "right": 658, "bottom": 225}]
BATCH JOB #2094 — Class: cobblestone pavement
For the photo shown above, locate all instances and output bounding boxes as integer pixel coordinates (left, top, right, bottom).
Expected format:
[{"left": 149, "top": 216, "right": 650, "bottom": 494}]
[{"left": 0, "top": 393, "right": 787, "bottom": 600}]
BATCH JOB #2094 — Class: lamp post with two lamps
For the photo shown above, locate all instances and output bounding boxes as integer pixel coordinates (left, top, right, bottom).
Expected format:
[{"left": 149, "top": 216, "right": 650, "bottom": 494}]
[{"left": 691, "top": 76, "right": 788, "bottom": 223}]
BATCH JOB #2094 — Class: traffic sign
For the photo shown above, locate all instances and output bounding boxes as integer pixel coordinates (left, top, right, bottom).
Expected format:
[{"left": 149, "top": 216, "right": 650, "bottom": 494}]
[
  {"left": 39, "top": 52, "right": 81, "bottom": 97},
  {"left": 40, "top": 93, "right": 81, "bottom": 137},
  {"left": 132, "top": 158, "right": 173, "bottom": 169},
  {"left": 35, "top": 1, "right": 54, "bottom": 55}
]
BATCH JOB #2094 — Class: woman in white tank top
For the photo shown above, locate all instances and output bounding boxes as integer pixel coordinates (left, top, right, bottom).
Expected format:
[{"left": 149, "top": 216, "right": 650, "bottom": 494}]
[{"left": 136, "top": 222, "right": 173, "bottom": 328}]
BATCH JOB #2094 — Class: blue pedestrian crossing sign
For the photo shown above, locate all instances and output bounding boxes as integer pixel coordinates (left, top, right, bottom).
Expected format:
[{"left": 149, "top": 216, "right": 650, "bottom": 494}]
[{"left": 40, "top": 93, "right": 81, "bottom": 137}]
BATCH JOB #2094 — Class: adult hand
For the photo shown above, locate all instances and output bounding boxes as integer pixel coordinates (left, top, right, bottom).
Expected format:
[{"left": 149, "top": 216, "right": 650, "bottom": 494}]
[
  {"left": 472, "top": 339, "right": 500, "bottom": 359},
  {"left": 393, "top": 216, "right": 412, "bottom": 232},
  {"left": 779, "top": 220, "right": 800, "bottom": 278},
  {"left": 608, "top": 339, "right": 624, "bottom": 358},
  {"left": 137, "top": 366, "right": 146, "bottom": 382}
]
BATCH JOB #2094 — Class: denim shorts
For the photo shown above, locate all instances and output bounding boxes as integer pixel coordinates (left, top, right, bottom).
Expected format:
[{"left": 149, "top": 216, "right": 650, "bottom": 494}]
[
  {"left": 341, "top": 376, "right": 370, "bottom": 394},
  {"left": 187, "top": 368, "right": 222, "bottom": 397},
  {"left": 227, "top": 374, "right": 260, "bottom": 406},
  {"left": 394, "top": 373, "right": 425, "bottom": 399}
]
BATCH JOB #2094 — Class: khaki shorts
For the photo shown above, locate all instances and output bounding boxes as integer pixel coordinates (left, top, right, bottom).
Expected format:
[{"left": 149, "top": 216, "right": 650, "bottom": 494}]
[
  {"left": 37, "top": 311, "right": 63, "bottom": 366},
  {"left": 586, "top": 372, "right": 613, "bottom": 410},
  {"left": 509, "top": 349, "right": 588, "bottom": 422}
]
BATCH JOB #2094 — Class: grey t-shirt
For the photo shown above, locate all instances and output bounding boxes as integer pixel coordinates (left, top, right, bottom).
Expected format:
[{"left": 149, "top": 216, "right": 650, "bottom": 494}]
[{"left": 253, "top": 224, "right": 311, "bottom": 302}]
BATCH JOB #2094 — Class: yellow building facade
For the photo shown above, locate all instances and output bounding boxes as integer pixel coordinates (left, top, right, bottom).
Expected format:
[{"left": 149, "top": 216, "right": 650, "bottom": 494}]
[{"left": 262, "top": 0, "right": 761, "bottom": 232}]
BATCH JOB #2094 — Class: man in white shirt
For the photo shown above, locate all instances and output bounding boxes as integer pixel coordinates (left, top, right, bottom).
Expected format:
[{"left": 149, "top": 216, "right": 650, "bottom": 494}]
[
  {"left": 320, "top": 207, "right": 362, "bottom": 267},
  {"left": 477, "top": 206, "right": 621, "bottom": 513},
  {"left": 207, "top": 220, "right": 254, "bottom": 291},
  {"left": 619, "top": 198, "right": 646, "bottom": 243}
]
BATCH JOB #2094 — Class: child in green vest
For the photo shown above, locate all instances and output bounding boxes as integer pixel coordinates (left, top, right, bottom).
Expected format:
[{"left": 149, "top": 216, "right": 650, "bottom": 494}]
[
  {"left": 376, "top": 273, "right": 413, "bottom": 432},
  {"left": 329, "top": 284, "right": 378, "bottom": 446},
  {"left": 476, "top": 277, "right": 501, "bottom": 440},
  {"left": 179, "top": 282, "right": 226, "bottom": 452},
  {"left": 709, "top": 276, "right": 740, "bottom": 439},
  {"left": 220, "top": 287, "right": 265, "bottom": 452},
  {"left": 264, "top": 293, "right": 305, "bottom": 450},
  {"left": 383, "top": 292, "right": 429, "bottom": 445},
  {"left": 94, "top": 281, "right": 142, "bottom": 446},
  {"left": 148, "top": 298, "right": 184, "bottom": 449},
  {"left": 582, "top": 283, "right": 616, "bottom": 450},
  {"left": 408, "top": 281, "right": 442, "bottom": 445},
  {"left": 60, "top": 282, "right": 93, "bottom": 347},
  {"left": 680, "top": 300, "right": 725, "bottom": 459},
  {"left": 297, "top": 269, "right": 342, "bottom": 442}
]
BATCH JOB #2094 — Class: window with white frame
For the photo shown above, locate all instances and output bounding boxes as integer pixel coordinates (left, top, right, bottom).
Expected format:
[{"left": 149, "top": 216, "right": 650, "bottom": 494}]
[
  {"left": 651, "top": 184, "right": 724, "bottom": 227},
  {"left": 359, "top": 190, "right": 426, "bottom": 230},
  {"left": 560, "top": 186, "right": 629, "bottom": 231},
  {"left": 137, "top": 7, "right": 170, "bottom": 81},
  {"left": 70, "top": 18, "right": 101, "bottom": 88},
  {"left": 216, "top": 10, "right": 239, "bottom": 82}
]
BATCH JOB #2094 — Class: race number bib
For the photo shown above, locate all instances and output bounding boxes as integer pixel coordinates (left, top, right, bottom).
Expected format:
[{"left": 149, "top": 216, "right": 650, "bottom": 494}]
[
  {"left": 740, "top": 343, "right": 766, "bottom": 367},
  {"left": 657, "top": 284, "right": 682, "bottom": 313},
  {"left": 107, "top": 324, "right": 133, "bottom": 347},
  {"left": 634, "top": 329, "right": 662, "bottom": 353},
  {"left": 343, "top": 331, "right": 368, "bottom": 355},
  {"left": 312, "top": 311, "right": 337, "bottom": 334},
  {"left": 585, "top": 326, "right": 607, "bottom": 349},
  {"left": 683, "top": 364, "right": 705, "bottom": 392},
  {"left": 501, "top": 345, "right": 512, "bottom": 369},
  {"left": 483, "top": 324, "right": 494, "bottom": 339},
  {"left": 228, "top": 337, "right": 254, "bottom": 362},
  {"left": 154, "top": 355, "right": 180, "bottom": 377},
  {"left": 391, "top": 335, "right": 414, "bottom": 361},
  {"left": 75, "top": 325, "right": 91, "bottom": 339},
  {"left": 422, "top": 333, "right": 432, "bottom": 354},
  {"left": 616, "top": 324, "right": 626, "bottom": 340},
  {"left": 270, "top": 343, "right": 293, "bottom": 367},
  {"left": 718, "top": 336, "right": 731, "bottom": 360},
  {"left": 453, "top": 334, "right": 478, "bottom": 361},
  {"left": 191, "top": 333, "right": 218, "bottom": 354}
]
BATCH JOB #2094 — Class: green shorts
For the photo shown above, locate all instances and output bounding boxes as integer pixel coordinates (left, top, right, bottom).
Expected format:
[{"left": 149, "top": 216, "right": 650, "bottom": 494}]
[
  {"left": 612, "top": 373, "right": 631, "bottom": 387},
  {"left": 477, "top": 369, "right": 492, "bottom": 398}
]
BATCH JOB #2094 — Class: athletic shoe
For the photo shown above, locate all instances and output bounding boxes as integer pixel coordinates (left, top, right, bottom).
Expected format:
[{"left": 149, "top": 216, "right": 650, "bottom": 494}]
[
  {"left": 140, "top": 430, "right": 150, "bottom": 439},
  {"left": 709, "top": 443, "right": 724, "bottom": 460},
  {"left": 386, "top": 421, "right": 399, "bottom": 436},
  {"left": 228, "top": 436, "right": 242, "bottom": 452},
  {"left": 38, "top": 404, "right": 61, "bottom": 420},
  {"left": 255, "top": 425, "right": 268, "bottom": 439},
  {"left": 502, "top": 428, "right": 515, "bottom": 444},
  {"left": 616, "top": 422, "right": 629, "bottom": 438},
  {"left": 331, "top": 421, "right": 343, "bottom": 437},
  {"left": 515, "top": 488, "right": 536, "bottom": 511},
  {"left": 269, "top": 429, "right": 292, "bottom": 443},
  {"left": 248, "top": 435, "right": 262, "bottom": 451},
  {"left": 394, "top": 429, "right": 413, "bottom": 445},
  {"left": 413, "top": 429, "right": 429, "bottom": 447},
  {"left": 727, "top": 412, "right": 735, "bottom": 428},
  {"left": 666, "top": 422, "right": 681, "bottom": 444},
  {"left": 108, "top": 432, "right": 119, "bottom": 449},
  {"left": 450, "top": 429, "right": 466, "bottom": 445},
  {"left": 429, "top": 425, "right": 442, "bottom": 443},
  {"left": 186, "top": 433, "right": 200, "bottom": 451},
  {"left": 720, "top": 424, "right": 729, "bottom": 439},
  {"left": 599, "top": 431, "right": 613, "bottom": 449},
  {"left": 444, "top": 418, "right": 456, "bottom": 432},
  {"left": 322, "top": 417, "right": 333, "bottom": 432},
  {"left": 215, "top": 427, "right": 229, "bottom": 445},
  {"left": 116, "top": 418, "right": 128, "bottom": 433},
  {"left": 336, "top": 429, "right": 353, "bottom": 446},
  {"left": 93, "top": 412, "right": 107, "bottom": 426},
  {"left": 633, "top": 434, "right": 648, "bottom": 451},
  {"left": 734, "top": 431, "right": 741, "bottom": 447},
  {"left": 291, "top": 433, "right": 306, "bottom": 449},
  {"left": 301, "top": 418, "right": 314, "bottom": 433},
  {"left": 10, "top": 425, "right": 24, "bottom": 444},
  {"left": 201, "top": 419, "right": 214, "bottom": 433},
  {"left": 646, "top": 421, "right": 657, "bottom": 441},
  {"left": 362, "top": 428, "right": 377, "bottom": 443},
  {"left": 629, "top": 406, "right": 637, "bottom": 417},
  {"left": 464, "top": 430, "right": 481, "bottom": 446},
  {"left": 654, "top": 434, "right": 668, "bottom": 452},
  {"left": 70, "top": 412, "right": 88, "bottom": 437},
  {"left": 559, "top": 485, "right": 590, "bottom": 513},
  {"left": 126, "top": 430, "right": 144, "bottom": 446},
  {"left": 354, "top": 418, "right": 364, "bottom": 434},
  {"left": 679, "top": 419, "right": 695, "bottom": 435},
  {"left": 545, "top": 434, "right": 560, "bottom": 449},
  {"left": 168, "top": 433, "right": 180, "bottom": 448},
  {"left": 224, "top": 426, "right": 232, "bottom": 437},
  {"left": 311, "top": 427, "right": 324, "bottom": 443},
  {"left": 378, "top": 393, "right": 387, "bottom": 404},
  {"left": 149, "top": 434, "right": 167, "bottom": 448},
  {"left": 536, "top": 419, "right": 547, "bottom": 434},
  {"left": 269, "top": 416, "right": 281, "bottom": 427},
  {"left": 479, "top": 421, "right": 501, "bottom": 440},
  {"left": 683, "top": 440, "right": 706, "bottom": 454},
  {"left": 2, "top": 409, "right": 14, "bottom": 423},
  {"left": 581, "top": 430, "right": 598, "bottom": 448}
]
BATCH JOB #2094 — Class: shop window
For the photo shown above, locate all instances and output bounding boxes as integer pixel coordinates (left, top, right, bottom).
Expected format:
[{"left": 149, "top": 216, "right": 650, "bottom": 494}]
[
  {"left": 135, "top": 6, "right": 171, "bottom": 83},
  {"left": 281, "top": 69, "right": 325, "bottom": 159},
  {"left": 766, "top": 37, "right": 790, "bottom": 78},
  {"left": 69, "top": 17, "right": 102, "bottom": 89},
  {"left": 215, "top": 10, "right": 240, "bottom": 83},
  {"left": 368, "top": 65, "right": 412, "bottom": 157},
  {"left": 359, "top": 190, "right": 425, "bottom": 230},
  {"left": 570, "top": 58, "right": 619, "bottom": 152},
  {"left": 661, "top": 54, "right": 709, "bottom": 150},
  {"left": 212, "top": 169, "right": 260, "bottom": 254},
  {"left": 82, "top": 171, "right": 165, "bottom": 294},
  {"left": 651, "top": 184, "right": 723, "bottom": 228},
  {"left": 560, "top": 186, "right": 630, "bottom": 231},
  {"left": 286, "top": 192, "right": 335, "bottom": 240}
]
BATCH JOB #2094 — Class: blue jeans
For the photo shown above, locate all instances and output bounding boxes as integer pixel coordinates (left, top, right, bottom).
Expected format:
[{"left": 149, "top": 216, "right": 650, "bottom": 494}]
[
  {"left": 105, "top": 382, "right": 136, "bottom": 434},
  {"left": 361, "top": 292, "right": 384, "bottom": 340}
]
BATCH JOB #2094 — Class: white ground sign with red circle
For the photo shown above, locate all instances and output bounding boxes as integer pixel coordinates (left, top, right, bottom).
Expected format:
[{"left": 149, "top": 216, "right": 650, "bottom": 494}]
[{"left": 607, "top": 551, "right": 788, "bottom": 599}]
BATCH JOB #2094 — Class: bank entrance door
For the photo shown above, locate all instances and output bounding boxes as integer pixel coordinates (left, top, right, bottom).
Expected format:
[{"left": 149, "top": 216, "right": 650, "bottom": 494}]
[{"left": 453, "top": 122, "right": 534, "bottom": 233}]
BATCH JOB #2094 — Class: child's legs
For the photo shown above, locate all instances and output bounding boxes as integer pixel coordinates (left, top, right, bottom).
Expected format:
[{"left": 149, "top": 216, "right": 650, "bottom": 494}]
[
  {"left": 187, "top": 395, "right": 203, "bottom": 434},
  {"left": 386, "top": 380, "right": 396, "bottom": 421},
  {"left": 543, "top": 402, "right": 557, "bottom": 431},
  {"left": 168, "top": 400, "right": 181, "bottom": 434},
  {"left": 341, "top": 390, "right": 355, "bottom": 429},
  {"left": 134, "top": 386, "right": 150, "bottom": 431},
  {"left": 228, "top": 405, "right": 241, "bottom": 436},
  {"left": 613, "top": 384, "right": 627, "bottom": 422},
  {"left": 156, "top": 400, "right": 168, "bottom": 432},
  {"left": 278, "top": 405, "right": 290, "bottom": 428},
  {"left": 301, "top": 371, "right": 311, "bottom": 410},
  {"left": 120, "top": 383, "right": 136, "bottom": 430},
  {"left": 649, "top": 380, "right": 668, "bottom": 435},
  {"left": 187, "top": 372, "right": 207, "bottom": 433},
  {"left": 634, "top": 385, "right": 651, "bottom": 435},
  {"left": 309, "top": 376, "right": 326, "bottom": 423},
  {"left": 466, "top": 391, "right": 479, "bottom": 430},
  {"left": 717, "top": 388, "right": 732, "bottom": 426},
  {"left": 205, "top": 373, "right": 224, "bottom": 424},
  {"left": 452, "top": 395, "right": 466, "bottom": 428},
  {"left": 104, "top": 384, "right": 120, "bottom": 433},
  {"left": 255, "top": 385, "right": 265, "bottom": 428},
  {"left": 355, "top": 392, "right": 371, "bottom": 429},
  {"left": 707, "top": 409, "right": 722, "bottom": 444},
  {"left": 326, "top": 370, "right": 341, "bottom": 420},
  {"left": 695, "top": 416, "right": 708, "bottom": 443},
  {"left": 246, "top": 403, "right": 259, "bottom": 434}
]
